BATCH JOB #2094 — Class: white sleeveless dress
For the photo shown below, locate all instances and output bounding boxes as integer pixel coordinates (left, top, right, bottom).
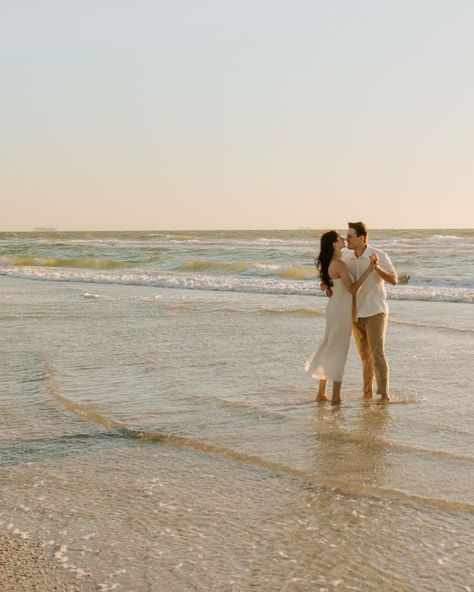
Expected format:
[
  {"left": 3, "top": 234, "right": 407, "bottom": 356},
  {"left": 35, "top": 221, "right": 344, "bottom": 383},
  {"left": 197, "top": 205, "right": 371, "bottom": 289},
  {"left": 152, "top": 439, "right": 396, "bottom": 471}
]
[{"left": 305, "top": 279, "right": 353, "bottom": 382}]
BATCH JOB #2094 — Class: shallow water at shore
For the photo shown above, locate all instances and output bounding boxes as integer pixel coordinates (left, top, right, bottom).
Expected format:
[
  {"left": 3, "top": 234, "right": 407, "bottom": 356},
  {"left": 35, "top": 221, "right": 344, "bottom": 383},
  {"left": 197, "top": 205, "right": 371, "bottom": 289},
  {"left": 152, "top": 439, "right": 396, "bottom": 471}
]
[{"left": 1, "top": 273, "right": 473, "bottom": 591}]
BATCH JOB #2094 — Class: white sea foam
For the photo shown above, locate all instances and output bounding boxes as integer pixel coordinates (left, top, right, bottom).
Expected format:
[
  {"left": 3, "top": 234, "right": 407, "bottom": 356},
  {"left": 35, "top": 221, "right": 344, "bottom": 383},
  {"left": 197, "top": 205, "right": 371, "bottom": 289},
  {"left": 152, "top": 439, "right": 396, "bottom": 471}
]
[
  {"left": 2, "top": 265, "right": 473, "bottom": 303},
  {"left": 1, "top": 229, "right": 473, "bottom": 303}
]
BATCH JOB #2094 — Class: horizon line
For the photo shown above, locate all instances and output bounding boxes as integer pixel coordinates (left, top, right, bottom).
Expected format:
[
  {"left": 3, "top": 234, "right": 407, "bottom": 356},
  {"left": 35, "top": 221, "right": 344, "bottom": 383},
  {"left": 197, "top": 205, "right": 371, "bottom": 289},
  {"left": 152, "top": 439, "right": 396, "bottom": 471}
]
[{"left": 1, "top": 227, "right": 473, "bottom": 233}]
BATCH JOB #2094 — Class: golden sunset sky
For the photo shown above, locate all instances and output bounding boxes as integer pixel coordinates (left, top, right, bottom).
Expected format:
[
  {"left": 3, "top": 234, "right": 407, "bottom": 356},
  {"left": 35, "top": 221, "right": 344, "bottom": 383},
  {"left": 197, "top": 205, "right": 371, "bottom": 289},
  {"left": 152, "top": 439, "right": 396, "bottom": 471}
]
[{"left": 2, "top": 1, "right": 473, "bottom": 230}]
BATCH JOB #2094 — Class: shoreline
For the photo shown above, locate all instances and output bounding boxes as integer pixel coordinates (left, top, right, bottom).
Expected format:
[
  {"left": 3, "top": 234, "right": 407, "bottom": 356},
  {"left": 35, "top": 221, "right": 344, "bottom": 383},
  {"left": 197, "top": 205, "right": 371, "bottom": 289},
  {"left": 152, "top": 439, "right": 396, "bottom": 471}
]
[{"left": 0, "top": 532, "right": 96, "bottom": 592}]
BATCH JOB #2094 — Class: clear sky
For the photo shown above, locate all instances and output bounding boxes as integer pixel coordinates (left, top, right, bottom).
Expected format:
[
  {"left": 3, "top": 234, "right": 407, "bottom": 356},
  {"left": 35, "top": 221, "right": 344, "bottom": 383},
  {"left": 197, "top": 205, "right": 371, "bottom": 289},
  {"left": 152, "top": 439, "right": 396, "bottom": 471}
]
[{"left": 1, "top": 0, "right": 473, "bottom": 230}]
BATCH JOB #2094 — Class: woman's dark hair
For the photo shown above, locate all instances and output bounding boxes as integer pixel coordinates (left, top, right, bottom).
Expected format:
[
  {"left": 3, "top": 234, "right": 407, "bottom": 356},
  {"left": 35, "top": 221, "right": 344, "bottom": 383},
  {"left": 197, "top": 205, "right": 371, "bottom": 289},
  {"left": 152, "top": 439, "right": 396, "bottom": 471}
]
[{"left": 315, "top": 230, "right": 339, "bottom": 287}]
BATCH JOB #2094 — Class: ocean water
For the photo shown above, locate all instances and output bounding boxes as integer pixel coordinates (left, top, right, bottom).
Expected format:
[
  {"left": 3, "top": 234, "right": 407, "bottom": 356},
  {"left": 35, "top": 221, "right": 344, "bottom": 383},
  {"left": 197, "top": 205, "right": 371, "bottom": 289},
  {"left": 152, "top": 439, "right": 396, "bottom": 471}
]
[{"left": 0, "top": 229, "right": 473, "bottom": 591}]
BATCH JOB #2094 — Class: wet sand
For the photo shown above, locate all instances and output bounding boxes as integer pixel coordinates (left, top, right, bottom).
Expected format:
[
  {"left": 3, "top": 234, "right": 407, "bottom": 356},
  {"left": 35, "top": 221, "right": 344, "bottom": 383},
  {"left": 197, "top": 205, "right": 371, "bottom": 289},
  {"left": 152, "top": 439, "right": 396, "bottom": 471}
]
[{"left": 0, "top": 533, "right": 95, "bottom": 592}]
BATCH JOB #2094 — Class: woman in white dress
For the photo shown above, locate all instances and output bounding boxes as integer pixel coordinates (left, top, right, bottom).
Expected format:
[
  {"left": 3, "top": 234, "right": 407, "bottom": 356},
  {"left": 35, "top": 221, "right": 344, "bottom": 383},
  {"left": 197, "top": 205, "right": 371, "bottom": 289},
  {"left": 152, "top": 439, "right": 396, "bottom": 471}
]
[{"left": 305, "top": 231, "right": 375, "bottom": 404}]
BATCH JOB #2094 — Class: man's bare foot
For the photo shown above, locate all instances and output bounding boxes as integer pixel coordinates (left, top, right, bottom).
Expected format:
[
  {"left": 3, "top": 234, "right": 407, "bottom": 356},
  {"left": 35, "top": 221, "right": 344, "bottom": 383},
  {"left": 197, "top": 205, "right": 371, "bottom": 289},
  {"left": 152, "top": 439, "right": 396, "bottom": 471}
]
[
  {"left": 379, "top": 394, "right": 391, "bottom": 403},
  {"left": 316, "top": 395, "right": 329, "bottom": 402},
  {"left": 331, "top": 397, "right": 341, "bottom": 405}
]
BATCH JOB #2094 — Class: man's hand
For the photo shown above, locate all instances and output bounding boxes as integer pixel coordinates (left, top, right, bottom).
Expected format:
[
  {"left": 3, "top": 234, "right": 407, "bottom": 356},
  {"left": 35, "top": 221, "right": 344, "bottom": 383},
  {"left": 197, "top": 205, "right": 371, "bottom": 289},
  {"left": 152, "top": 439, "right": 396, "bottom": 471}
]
[
  {"left": 320, "top": 282, "right": 332, "bottom": 297},
  {"left": 371, "top": 253, "right": 397, "bottom": 285}
]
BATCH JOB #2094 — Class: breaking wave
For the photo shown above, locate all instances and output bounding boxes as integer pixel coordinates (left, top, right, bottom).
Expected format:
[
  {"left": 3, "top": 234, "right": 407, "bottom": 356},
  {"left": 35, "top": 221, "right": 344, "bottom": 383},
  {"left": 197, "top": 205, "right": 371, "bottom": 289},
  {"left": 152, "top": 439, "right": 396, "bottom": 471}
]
[{"left": 1, "top": 265, "right": 473, "bottom": 303}]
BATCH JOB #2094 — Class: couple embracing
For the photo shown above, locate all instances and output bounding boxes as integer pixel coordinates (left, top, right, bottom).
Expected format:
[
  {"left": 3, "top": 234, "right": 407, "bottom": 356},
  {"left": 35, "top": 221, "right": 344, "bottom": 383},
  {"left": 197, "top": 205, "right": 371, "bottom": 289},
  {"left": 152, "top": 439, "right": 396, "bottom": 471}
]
[{"left": 305, "top": 222, "right": 398, "bottom": 404}]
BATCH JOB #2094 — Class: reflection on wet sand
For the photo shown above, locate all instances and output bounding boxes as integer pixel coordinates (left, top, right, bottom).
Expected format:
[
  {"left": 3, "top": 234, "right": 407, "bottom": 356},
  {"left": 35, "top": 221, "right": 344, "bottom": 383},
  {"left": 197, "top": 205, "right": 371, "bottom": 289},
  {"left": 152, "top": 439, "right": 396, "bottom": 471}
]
[{"left": 310, "top": 404, "right": 389, "bottom": 492}]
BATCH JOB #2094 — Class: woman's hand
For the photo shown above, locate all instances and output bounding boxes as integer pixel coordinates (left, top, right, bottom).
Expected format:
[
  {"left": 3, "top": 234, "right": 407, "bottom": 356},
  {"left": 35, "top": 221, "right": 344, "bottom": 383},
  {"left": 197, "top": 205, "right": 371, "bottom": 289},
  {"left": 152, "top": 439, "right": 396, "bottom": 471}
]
[
  {"left": 369, "top": 252, "right": 398, "bottom": 284},
  {"left": 370, "top": 253, "right": 379, "bottom": 270}
]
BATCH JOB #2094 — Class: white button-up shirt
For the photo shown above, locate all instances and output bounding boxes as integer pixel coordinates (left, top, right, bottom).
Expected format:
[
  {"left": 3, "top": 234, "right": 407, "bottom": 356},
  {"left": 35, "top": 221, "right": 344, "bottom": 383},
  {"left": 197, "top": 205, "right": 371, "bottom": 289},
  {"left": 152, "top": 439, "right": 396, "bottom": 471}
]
[{"left": 343, "top": 244, "right": 395, "bottom": 318}]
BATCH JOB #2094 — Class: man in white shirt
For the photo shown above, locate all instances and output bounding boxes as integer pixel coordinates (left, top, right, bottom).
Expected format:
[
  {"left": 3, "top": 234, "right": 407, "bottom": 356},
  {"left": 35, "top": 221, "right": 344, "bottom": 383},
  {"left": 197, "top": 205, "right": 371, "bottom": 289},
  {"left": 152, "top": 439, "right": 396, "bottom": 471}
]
[{"left": 344, "top": 222, "right": 397, "bottom": 401}]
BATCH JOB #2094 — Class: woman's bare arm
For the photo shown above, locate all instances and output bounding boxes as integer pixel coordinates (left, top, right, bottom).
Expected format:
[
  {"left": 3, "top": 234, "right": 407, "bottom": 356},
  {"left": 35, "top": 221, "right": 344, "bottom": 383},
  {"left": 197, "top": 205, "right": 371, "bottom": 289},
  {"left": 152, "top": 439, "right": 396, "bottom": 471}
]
[{"left": 332, "top": 260, "right": 374, "bottom": 295}]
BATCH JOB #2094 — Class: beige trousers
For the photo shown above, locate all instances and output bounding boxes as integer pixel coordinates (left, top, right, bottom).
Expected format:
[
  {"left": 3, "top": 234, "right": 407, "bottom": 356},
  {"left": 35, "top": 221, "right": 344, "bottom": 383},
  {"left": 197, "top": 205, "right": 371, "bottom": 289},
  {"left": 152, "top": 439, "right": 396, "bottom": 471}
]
[{"left": 352, "top": 313, "right": 389, "bottom": 395}]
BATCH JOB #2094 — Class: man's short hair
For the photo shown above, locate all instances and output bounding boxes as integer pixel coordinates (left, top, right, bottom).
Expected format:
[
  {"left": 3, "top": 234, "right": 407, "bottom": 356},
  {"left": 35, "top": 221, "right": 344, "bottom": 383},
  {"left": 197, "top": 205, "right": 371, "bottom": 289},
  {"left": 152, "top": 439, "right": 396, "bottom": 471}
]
[{"left": 348, "top": 221, "right": 368, "bottom": 240}]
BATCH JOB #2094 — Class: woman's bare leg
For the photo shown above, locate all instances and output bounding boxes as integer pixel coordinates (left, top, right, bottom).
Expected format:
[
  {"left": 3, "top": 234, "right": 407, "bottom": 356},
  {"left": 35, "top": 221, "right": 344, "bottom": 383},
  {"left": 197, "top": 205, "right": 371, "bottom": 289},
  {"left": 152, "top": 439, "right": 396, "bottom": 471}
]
[
  {"left": 316, "top": 379, "right": 328, "bottom": 401},
  {"left": 331, "top": 381, "right": 342, "bottom": 404}
]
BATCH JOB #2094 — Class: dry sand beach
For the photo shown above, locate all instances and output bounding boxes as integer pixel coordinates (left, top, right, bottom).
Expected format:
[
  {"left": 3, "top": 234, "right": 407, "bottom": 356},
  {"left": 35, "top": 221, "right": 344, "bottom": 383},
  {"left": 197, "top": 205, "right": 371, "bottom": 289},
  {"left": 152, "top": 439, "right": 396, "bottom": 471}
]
[{"left": 0, "top": 533, "right": 95, "bottom": 591}]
